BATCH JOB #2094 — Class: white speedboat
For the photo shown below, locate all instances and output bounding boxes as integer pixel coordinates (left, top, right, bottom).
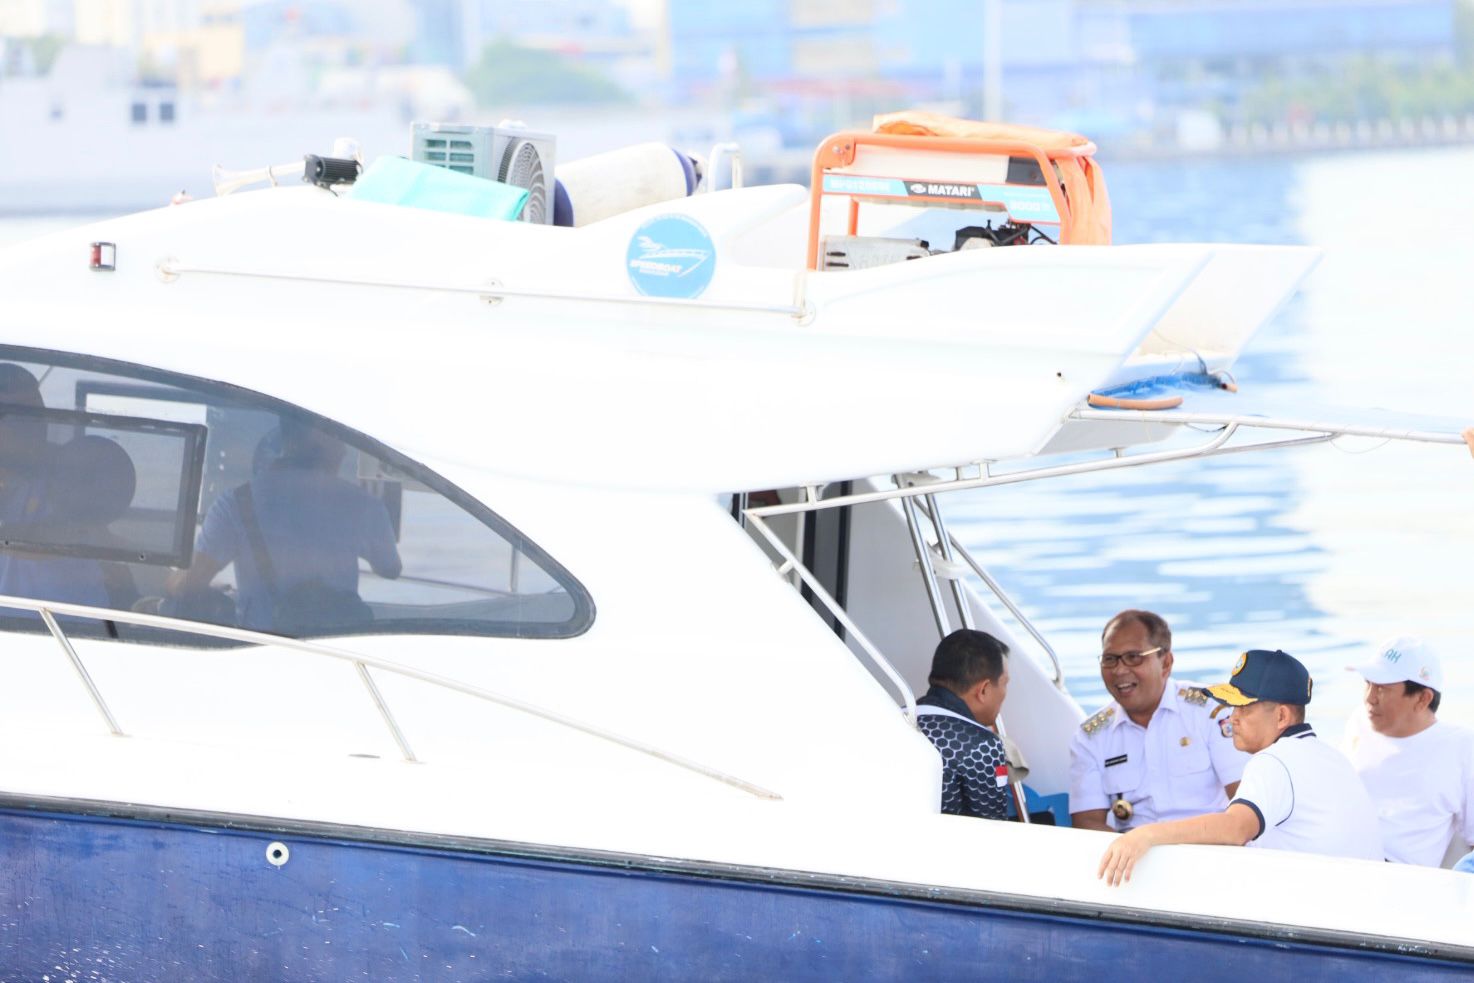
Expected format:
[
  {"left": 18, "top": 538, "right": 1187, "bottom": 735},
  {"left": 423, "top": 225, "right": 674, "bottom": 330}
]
[{"left": 0, "top": 120, "right": 1468, "bottom": 981}]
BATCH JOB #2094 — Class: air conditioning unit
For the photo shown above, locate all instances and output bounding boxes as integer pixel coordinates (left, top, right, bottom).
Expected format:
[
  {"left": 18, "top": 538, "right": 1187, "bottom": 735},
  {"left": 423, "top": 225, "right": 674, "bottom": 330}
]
[{"left": 411, "top": 121, "right": 556, "bottom": 224}]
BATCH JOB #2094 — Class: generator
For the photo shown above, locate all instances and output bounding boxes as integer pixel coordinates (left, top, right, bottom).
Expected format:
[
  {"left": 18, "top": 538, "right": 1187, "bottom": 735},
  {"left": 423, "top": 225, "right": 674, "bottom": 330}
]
[{"left": 806, "top": 111, "right": 1112, "bottom": 271}]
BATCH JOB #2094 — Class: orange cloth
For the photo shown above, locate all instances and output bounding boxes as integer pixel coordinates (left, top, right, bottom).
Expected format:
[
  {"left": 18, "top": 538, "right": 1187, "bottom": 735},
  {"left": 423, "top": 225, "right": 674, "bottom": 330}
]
[
  {"left": 871, "top": 110, "right": 1112, "bottom": 244},
  {"left": 873, "top": 110, "right": 1091, "bottom": 150}
]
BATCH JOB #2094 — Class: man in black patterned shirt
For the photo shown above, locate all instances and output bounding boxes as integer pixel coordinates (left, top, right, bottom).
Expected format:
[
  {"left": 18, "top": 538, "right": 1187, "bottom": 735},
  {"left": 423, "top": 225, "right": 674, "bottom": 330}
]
[{"left": 915, "top": 629, "right": 1012, "bottom": 820}]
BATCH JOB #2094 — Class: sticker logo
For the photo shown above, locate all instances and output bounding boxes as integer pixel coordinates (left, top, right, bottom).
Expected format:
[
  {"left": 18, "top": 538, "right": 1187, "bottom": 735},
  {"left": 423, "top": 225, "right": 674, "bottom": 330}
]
[
  {"left": 909, "top": 182, "right": 928, "bottom": 194},
  {"left": 1219, "top": 718, "right": 1233, "bottom": 738},
  {"left": 1384, "top": 647, "right": 1402, "bottom": 663},
  {"left": 1232, "top": 652, "right": 1247, "bottom": 676},
  {"left": 627, "top": 215, "right": 715, "bottom": 299},
  {"left": 915, "top": 182, "right": 981, "bottom": 200}
]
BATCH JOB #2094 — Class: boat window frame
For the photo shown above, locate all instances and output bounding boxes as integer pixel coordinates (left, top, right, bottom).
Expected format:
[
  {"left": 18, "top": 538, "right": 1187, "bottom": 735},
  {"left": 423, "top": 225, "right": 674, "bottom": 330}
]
[{"left": 0, "top": 344, "right": 595, "bottom": 644}]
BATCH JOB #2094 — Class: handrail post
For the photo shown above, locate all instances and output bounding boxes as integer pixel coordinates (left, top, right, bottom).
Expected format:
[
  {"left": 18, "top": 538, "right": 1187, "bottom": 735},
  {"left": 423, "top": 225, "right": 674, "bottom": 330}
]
[
  {"left": 354, "top": 662, "right": 418, "bottom": 763},
  {"left": 898, "top": 479, "right": 951, "bottom": 639},
  {"left": 39, "top": 607, "right": 124, "bottom": 736},
  {"left": 925, "top": 492, "right": 973, "bottom": 632}
]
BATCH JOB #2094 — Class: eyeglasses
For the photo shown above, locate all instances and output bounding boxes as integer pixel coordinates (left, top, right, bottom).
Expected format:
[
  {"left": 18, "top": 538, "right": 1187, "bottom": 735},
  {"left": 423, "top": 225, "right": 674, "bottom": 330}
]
[{"left": 1100, "top": 647, "right": 1164, "bottom": 669}]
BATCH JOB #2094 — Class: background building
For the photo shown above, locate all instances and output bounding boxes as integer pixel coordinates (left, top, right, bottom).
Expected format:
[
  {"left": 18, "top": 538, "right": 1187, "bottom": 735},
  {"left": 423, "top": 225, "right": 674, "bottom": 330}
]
[{"left": 663, "top": 0, "right": 1463, "bottom": 150}]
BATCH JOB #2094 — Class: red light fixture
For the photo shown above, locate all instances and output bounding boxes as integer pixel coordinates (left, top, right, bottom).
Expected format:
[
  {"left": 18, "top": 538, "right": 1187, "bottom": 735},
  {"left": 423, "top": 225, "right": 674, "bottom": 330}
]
[{"left": 89, "top": 242, "right": 115, "bottom": 271}]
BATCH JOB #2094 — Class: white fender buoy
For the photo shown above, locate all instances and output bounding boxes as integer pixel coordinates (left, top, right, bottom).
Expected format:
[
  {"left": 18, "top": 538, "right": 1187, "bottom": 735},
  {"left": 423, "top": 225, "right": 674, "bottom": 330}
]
[{"left": 553, "top": 143, "right": 701, "bottom": 227}]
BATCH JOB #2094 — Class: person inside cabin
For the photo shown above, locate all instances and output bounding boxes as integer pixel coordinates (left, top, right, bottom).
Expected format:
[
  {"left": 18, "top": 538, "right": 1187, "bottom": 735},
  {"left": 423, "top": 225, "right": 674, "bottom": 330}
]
[
  {"left": 0, "top": 362, "right": 48, "bottom": 526},
  {"left": 1342, "top": 636, "right": 1474, "bottom": 867},
  {"left": 0, "top": 435, "right": 141, "bottom": 610},
  {"left": 1069, "top": 610, "right": 1248, "bottom": 832},
  {"left": 915, "top": 628, "right": 1012, "bottom": 821},
  {"left": 0, "top": 369, "right": 130, "bottom": 611},
  {"left": 1098, "top": 648, "right": 1383, "bottom": 885},
  {"left": 0, "top": 368, "right": 142, "bottom": 611},
  {"left": 167, "top": 417, "right": 402, "bottom": 634}
]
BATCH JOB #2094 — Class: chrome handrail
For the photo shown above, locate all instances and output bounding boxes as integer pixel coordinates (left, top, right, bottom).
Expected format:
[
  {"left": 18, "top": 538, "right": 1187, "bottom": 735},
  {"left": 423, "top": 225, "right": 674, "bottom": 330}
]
[
  {"left": 899, "top": 488, "right": 951, "bottom": 639},
  {"left": 157, "top": 260, "right": 809, "bottom": 319},
  {"left": 1070, "top": 406, "right": 1468, "bottom": 444},
  {"left": 0, "top": 594, "right": 780, "bottom": 801},
  {"left": 745, "top": 425, "right": 1345, "bottom": 519},
  {"left": 924, "top": 492, "right": 974, "bottom": 634},
  {"left": 742, "top": 513, "right": 918, "bottom": 723},
  {"left": 913, "top": 496, "right": 1065, "bottom": 688}
]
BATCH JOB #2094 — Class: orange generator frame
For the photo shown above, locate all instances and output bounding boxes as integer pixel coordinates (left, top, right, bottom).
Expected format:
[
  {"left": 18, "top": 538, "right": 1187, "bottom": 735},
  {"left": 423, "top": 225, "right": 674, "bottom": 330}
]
[{"left": 806, "top": 112, "right": 1112, "bottom": 270}]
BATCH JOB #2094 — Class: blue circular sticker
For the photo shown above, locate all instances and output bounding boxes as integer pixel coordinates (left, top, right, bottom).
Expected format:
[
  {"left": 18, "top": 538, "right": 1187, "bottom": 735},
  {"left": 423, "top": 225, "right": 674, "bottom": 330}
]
[{"left": 626, "top": 215, "right": 715, "bottom": 299}]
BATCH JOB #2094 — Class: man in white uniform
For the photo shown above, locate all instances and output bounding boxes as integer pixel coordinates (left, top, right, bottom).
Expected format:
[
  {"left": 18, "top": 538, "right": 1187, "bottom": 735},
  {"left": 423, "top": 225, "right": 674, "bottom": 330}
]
[
  {"left": 1070, "top": 610, "right": 1248, "bottom": 831},
  {"left": 1098, "top": 649, "right": 1382, "bottom": 885},
  {"left": 1344, "top": 636, "right": 1474, "bottom": 867}
]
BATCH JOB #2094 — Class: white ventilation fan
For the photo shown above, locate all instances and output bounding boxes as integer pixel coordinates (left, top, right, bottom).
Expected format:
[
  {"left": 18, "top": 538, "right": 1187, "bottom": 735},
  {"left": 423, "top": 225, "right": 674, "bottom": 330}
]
[
  {"left": 499, "top": 138, "right": 549, "bottom": 224},
  {"left": 411, "top": 122, "right": 557, "bottom": 224}
]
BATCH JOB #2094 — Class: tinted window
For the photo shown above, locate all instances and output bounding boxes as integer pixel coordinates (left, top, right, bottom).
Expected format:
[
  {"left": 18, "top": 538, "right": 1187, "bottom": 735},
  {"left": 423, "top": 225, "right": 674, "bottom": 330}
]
[{"left": 0, "top": 349, "right": 592, "bottom": 643}]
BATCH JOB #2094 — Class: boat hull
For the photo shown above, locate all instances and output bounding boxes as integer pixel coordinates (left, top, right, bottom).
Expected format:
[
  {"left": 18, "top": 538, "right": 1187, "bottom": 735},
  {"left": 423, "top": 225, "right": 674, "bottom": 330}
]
[{"left": 0, "top": 799, "right": 1467, "bottom": 982}]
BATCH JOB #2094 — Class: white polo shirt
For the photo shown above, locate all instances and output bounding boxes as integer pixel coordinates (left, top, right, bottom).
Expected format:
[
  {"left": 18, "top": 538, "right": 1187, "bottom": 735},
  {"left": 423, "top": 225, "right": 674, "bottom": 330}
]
[
  {"left": 1343, "top": 716, "right": 1474, "bottom": 867},
  {"left": 1070, "top": 683, "right": 1250, "bottom": 829},
  {"left": 1232, "top": 724, "right": 1383, "bottom": 860}
]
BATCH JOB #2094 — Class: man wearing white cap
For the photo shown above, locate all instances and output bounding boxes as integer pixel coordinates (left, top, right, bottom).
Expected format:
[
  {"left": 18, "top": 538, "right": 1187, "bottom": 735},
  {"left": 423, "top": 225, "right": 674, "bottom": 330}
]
[{"left": 1344, "top": 636, "right": 1474, "bottom": 867}]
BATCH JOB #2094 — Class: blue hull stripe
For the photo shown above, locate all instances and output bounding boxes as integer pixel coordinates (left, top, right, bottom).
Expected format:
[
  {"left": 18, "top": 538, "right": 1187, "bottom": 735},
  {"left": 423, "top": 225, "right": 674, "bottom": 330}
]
[{"left": 0, "top": 798, "right": 1468, "bottom": 982}]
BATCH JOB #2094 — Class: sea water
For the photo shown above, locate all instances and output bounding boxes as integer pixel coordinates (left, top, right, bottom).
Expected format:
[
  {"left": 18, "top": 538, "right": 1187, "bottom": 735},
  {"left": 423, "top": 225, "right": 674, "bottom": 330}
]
[
  {"left": 946, "top": 145, "right": 1474, "bottom": 737},
  {"left": 3, "top": 145, "right": 1472, "bottom": 738}
]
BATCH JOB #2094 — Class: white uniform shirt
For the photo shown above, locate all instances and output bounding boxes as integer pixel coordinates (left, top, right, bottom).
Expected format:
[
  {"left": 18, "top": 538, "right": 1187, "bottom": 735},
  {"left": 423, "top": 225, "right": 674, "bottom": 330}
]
[
  {"left": 1069, "top": 683, "right": 1250, "bottom": 829},
  {"left": 1233, "top": 724, "right": 1382, "bottom": 860},
  {"left": 1343, "top": 716, "right": 1474, "bottom": 866}
]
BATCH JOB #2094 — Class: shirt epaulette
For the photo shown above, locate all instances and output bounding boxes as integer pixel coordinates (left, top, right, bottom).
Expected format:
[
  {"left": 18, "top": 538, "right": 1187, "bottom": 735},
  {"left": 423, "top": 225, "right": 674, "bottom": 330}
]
[
  {"left": 1081, "top": 705, "right": 1116, "bottom": 735},
  {"left": 1179, "top": 686, "right": 1209, "bottom": 706}
]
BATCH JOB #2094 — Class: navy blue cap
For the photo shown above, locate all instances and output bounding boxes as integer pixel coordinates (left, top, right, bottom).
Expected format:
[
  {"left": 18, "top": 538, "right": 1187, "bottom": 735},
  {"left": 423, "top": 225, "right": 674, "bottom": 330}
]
[{"left": 1207, "top": 649, "right": 1313, "bottom": 707}]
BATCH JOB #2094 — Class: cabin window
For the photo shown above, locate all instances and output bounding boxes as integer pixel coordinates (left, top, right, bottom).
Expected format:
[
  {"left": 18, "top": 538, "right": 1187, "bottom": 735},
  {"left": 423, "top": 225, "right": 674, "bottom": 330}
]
[
  {"left": 0, "top": 348, "right": 592, "bottom": 644},
  {"left": 158, "top": 101, "right": 175, "bottom": 124},
  {"left": 130, "top": 102, "right": 147, "bottom": 124}
]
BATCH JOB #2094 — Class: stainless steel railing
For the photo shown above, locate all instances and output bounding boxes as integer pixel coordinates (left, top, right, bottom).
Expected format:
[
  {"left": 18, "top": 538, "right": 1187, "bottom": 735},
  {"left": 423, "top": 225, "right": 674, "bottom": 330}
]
[
  {"left": 742, "top": 501, "right": 919, "bottom": 723},
  {"left": 2, "top": 594, "right": 781, "bottom": 801}
]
